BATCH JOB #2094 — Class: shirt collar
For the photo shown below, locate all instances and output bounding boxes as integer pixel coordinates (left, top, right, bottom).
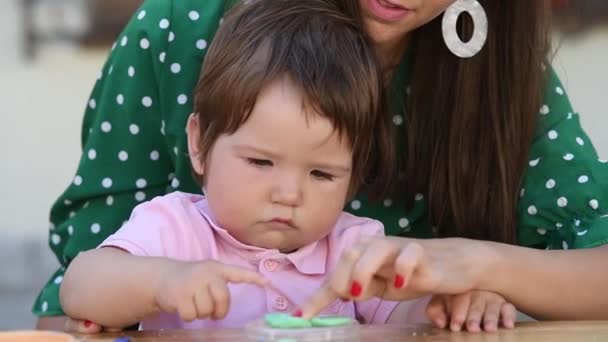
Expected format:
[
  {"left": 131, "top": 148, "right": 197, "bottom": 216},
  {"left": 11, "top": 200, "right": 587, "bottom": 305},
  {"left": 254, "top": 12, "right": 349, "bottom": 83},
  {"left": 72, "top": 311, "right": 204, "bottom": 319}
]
[{"left": 195, "top": 197, "right": 327, "bottom": 275}]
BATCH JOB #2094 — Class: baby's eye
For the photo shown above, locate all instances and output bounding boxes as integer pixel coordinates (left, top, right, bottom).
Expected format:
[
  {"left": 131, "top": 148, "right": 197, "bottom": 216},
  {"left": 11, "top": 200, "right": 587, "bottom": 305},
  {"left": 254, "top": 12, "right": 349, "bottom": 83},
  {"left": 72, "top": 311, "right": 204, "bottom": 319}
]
[
  {"left": 311, "top": 170, "right": 335, "bottom": 181},
  {"left": 246, "top": 158, "right": 273, "bottom": 167}
]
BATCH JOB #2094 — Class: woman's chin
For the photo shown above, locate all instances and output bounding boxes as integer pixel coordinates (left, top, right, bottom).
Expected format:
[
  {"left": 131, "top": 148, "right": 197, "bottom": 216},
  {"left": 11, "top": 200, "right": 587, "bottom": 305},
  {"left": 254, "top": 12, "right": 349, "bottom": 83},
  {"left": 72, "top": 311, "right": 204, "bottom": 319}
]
[{"left": 365, "top": 20, "right": 409, "bottom": 48}]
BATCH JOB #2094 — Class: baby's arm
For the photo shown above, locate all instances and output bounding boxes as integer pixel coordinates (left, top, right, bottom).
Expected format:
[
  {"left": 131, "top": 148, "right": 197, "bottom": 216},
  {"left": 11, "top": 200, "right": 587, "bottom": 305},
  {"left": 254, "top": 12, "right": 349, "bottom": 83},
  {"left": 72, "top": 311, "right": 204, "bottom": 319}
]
[
  {"left": 426, "top": 291, "right": 516, "bottom": 332},
  {"left": 60, "top": 247, "right": 176, "bottom": 328},
  {"left": 385, "top": 291, "right": 516, "bottom": 332},
  {"left": 60, "top": 246, "right": 268, "bottom": 329},
  {"left": 386, "top": 296, "right": 431, "bottom": 324}
]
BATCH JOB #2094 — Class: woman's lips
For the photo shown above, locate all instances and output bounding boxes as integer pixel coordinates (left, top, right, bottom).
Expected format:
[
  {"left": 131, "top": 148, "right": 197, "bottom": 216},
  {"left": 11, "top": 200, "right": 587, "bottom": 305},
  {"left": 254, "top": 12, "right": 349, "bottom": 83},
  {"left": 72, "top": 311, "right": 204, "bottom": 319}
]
[{"left": 366, "top": 0, "right": 411, "bottom": 22}]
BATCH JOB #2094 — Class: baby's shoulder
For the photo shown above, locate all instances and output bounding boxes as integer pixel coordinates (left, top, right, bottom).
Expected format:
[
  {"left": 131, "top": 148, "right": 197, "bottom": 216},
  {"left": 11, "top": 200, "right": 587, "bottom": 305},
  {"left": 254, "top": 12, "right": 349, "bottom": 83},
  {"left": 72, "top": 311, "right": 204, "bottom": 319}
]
[
  {"left": 328, "top": 212, "right": 385, "bottom": 243},
  {"left": 139, "top": 191, "right": 205, "bottom": 210},
  {"left": 132, "top": 192, "right": 211, "bottom": 229}
]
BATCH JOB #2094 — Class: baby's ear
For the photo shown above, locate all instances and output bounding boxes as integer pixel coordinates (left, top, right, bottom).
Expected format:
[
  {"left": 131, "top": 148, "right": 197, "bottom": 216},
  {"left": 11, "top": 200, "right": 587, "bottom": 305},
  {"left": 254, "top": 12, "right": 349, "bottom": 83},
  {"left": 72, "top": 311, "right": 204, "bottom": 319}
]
[{"left": 187, "top": 113, "right": 205, "bottom": 176}]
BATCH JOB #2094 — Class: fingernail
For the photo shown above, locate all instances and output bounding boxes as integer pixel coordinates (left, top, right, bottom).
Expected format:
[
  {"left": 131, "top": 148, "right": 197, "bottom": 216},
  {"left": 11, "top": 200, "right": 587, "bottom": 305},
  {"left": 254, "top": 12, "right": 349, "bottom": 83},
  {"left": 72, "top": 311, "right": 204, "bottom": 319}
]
[
  {"left": 468, "top": 320, "right": 480, "bottom": 332},
  {"left": 393, "top": 274, "right": 405, "bottom": 288},
  {"left": 84, "top": 320, "right": 93, "bottom": 328},
  {"left": 350, "top": 281, "right": 362, "bottom": 297},
  {"left": 435, "top": 319, "right": 445, "bottom": 329},
  {"left": 485, "top": 322, "right": 498, "bottom": 332},
  {"left": 292, "top": 309, "right": 302, "bottom": 317},
  {"left": 451, "top": 323, "right": 462, "bottom": 332}
]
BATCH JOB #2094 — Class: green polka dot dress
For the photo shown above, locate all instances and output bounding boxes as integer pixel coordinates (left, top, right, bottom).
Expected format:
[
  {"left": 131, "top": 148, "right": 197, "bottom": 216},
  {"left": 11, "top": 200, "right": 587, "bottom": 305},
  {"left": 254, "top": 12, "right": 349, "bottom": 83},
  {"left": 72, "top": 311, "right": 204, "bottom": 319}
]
[{"left": 33, "top": 0, "right": 608, "bottom": 316}]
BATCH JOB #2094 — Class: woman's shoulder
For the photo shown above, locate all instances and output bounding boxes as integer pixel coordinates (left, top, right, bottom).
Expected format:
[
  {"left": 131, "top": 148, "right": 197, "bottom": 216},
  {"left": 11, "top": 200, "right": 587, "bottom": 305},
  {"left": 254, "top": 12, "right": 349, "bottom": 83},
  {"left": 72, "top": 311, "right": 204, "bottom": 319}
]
[
  {"left": 138, "top": 0, "right": 231, "bottom": 17},
  {"left": 164, "top": 0, "right": 232, "bottom": 21},
  {"left": 517, "top": 63, "right": 608, "bottom": 250},
  {"left": 533, "top": 64, "right": 576, "bottom": 136},
  {"left": 128, "top": 0, "right": 230, "bottom": 41}
]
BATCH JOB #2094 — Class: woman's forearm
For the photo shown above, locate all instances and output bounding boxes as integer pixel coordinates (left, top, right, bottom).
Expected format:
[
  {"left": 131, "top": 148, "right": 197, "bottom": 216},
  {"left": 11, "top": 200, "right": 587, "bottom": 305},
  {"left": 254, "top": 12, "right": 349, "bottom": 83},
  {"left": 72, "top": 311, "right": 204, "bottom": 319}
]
[
  {"left": 60, "top": 248, "right": 174, "bottom": 328},
  {"left": 479, "top": 242, "right": 608, "bottom": 320}
]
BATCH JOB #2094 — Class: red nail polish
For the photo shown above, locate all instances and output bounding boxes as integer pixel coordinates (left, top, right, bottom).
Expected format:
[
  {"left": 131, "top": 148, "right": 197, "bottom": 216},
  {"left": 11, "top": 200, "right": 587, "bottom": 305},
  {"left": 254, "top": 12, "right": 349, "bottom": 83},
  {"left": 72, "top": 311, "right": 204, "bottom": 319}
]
[
  {"left": 292, "top": 309, "right": 302, "bottom": 317},
  {"left": 84, "top": 320, "right": 93, "bottom": 328},
  {"left": 350, "top": 281, "right": 362, "bottom": 297},
  {"left": 394, "top": 274, "right": 405, "bottom": 288}
]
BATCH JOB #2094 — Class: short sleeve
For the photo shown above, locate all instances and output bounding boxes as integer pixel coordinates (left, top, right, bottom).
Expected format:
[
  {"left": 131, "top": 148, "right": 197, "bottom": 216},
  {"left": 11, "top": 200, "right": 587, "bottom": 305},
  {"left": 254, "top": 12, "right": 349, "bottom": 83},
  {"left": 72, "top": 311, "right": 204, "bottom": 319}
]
[
  {"left": 329, "top": 216, "right": 400, "bottom": 323},
  {"left": 517, "top": 65, "right": 608, "bottom": 250},
  {"left": 100, "top": 193, "right": 213, "bottom": 260}
]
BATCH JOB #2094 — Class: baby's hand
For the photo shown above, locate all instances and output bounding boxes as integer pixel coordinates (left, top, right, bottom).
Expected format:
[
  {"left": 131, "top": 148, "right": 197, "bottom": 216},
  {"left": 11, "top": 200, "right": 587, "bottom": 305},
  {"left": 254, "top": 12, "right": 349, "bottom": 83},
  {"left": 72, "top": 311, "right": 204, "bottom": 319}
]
[
  {"left": 426, "top": 291, "right": 516, "bottom": 333},
  {"left": 155, "top": 260, "right": 267, "bottom": 322}
]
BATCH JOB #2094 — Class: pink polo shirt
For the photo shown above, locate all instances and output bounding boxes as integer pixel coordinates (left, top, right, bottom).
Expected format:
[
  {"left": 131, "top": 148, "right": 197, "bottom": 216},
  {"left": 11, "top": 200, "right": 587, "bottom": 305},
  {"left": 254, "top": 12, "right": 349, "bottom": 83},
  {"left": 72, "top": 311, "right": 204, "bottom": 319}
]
[{"left": 99, "top": 192, "right": 399, "bottom": 330}]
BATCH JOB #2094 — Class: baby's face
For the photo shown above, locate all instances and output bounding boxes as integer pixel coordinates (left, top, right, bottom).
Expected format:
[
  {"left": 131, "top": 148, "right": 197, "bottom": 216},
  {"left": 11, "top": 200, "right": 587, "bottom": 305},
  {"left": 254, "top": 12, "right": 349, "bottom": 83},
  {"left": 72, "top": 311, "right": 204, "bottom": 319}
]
[{"left": 203, "top": 76, "right": 353, "bottom": 253}]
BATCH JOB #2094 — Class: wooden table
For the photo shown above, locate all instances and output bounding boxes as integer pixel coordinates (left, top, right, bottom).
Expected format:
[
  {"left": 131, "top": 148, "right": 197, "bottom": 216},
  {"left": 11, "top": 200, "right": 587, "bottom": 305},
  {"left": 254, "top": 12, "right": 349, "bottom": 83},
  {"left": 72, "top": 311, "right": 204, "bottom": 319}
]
[{"left": 75, "top": 321, "right": 608, "bottom": 341}]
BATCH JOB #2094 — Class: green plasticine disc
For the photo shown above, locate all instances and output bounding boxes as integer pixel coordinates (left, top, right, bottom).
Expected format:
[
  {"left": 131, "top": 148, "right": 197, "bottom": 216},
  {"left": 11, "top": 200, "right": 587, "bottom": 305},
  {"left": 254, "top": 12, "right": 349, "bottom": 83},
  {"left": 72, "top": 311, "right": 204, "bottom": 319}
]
[
  {"left": 264, "top": 313, "right": 312, "bottom": 329},
  {"left": 310, "top": 316, "right": 353, "bottom": 327}
]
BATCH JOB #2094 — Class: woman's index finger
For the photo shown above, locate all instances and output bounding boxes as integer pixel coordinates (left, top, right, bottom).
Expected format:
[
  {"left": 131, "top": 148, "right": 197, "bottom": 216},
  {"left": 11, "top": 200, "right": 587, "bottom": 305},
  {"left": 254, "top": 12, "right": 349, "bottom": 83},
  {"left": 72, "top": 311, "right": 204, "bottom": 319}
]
[{"left": 299, "top": 284, "right": 340, "bottom": 320}]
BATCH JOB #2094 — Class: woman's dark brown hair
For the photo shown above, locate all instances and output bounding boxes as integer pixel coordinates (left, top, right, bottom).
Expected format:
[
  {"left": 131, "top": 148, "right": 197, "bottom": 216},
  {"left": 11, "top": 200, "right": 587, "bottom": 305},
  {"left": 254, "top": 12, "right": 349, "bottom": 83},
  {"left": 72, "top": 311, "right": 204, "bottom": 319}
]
[
  {"left": 193, "top": 0, "right": 394, "bottom": 197},
  {"left": 337, "top": 1, "right": 552, "bottom": 244}
]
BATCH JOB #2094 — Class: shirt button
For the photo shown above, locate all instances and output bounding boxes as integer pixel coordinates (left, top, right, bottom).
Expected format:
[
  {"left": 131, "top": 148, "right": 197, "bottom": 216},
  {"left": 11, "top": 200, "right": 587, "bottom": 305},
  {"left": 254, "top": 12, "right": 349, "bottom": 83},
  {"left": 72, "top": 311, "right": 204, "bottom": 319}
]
[
  {"left": 274, "top": 296, "right": 289, "bottom": 311},
  {"left": 263, "top": 259, "right": 279, "bottom": 272}
]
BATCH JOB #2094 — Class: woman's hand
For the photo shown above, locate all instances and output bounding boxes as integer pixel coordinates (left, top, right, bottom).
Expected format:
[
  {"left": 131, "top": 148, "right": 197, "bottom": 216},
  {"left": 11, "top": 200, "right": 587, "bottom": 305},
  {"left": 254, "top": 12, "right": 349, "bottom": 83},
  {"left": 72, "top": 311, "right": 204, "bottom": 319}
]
[
  {"left": 427, "top": 291, "right": 516, "bottom": 333},
  {"left": 300, "top": 236, "right": 496, "bottom": 318}
]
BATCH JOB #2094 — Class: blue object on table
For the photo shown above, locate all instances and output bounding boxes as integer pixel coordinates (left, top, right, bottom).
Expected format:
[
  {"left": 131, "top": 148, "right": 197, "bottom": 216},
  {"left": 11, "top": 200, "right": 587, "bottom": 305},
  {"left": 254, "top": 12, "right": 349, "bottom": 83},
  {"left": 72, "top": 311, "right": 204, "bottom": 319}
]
[{"left": 114, "top": 337, "right": 131, "bottom": 342}]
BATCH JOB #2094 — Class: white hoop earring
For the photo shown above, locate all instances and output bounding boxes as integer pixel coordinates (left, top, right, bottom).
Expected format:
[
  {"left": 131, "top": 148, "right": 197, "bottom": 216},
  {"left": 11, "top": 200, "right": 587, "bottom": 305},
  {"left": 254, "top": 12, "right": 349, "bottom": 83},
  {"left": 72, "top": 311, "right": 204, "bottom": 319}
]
[{"left": 442, "top": 0, "right": 487, "bottom": 58}]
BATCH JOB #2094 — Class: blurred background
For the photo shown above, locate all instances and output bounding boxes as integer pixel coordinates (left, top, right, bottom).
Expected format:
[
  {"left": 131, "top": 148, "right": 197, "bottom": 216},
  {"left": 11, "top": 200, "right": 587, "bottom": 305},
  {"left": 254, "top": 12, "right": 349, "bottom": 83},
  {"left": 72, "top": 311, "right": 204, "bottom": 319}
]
[{"left": 0, "top": 0, "right": 607, "bottom": 331}]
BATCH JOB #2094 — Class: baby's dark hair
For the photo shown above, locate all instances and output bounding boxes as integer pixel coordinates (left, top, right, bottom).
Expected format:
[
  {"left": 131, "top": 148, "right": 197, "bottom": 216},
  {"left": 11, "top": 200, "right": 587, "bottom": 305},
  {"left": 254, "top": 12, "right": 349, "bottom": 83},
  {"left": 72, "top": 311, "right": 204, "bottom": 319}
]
[{"left": 193, "top": 0, "right": 394, "bottom": 197}]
